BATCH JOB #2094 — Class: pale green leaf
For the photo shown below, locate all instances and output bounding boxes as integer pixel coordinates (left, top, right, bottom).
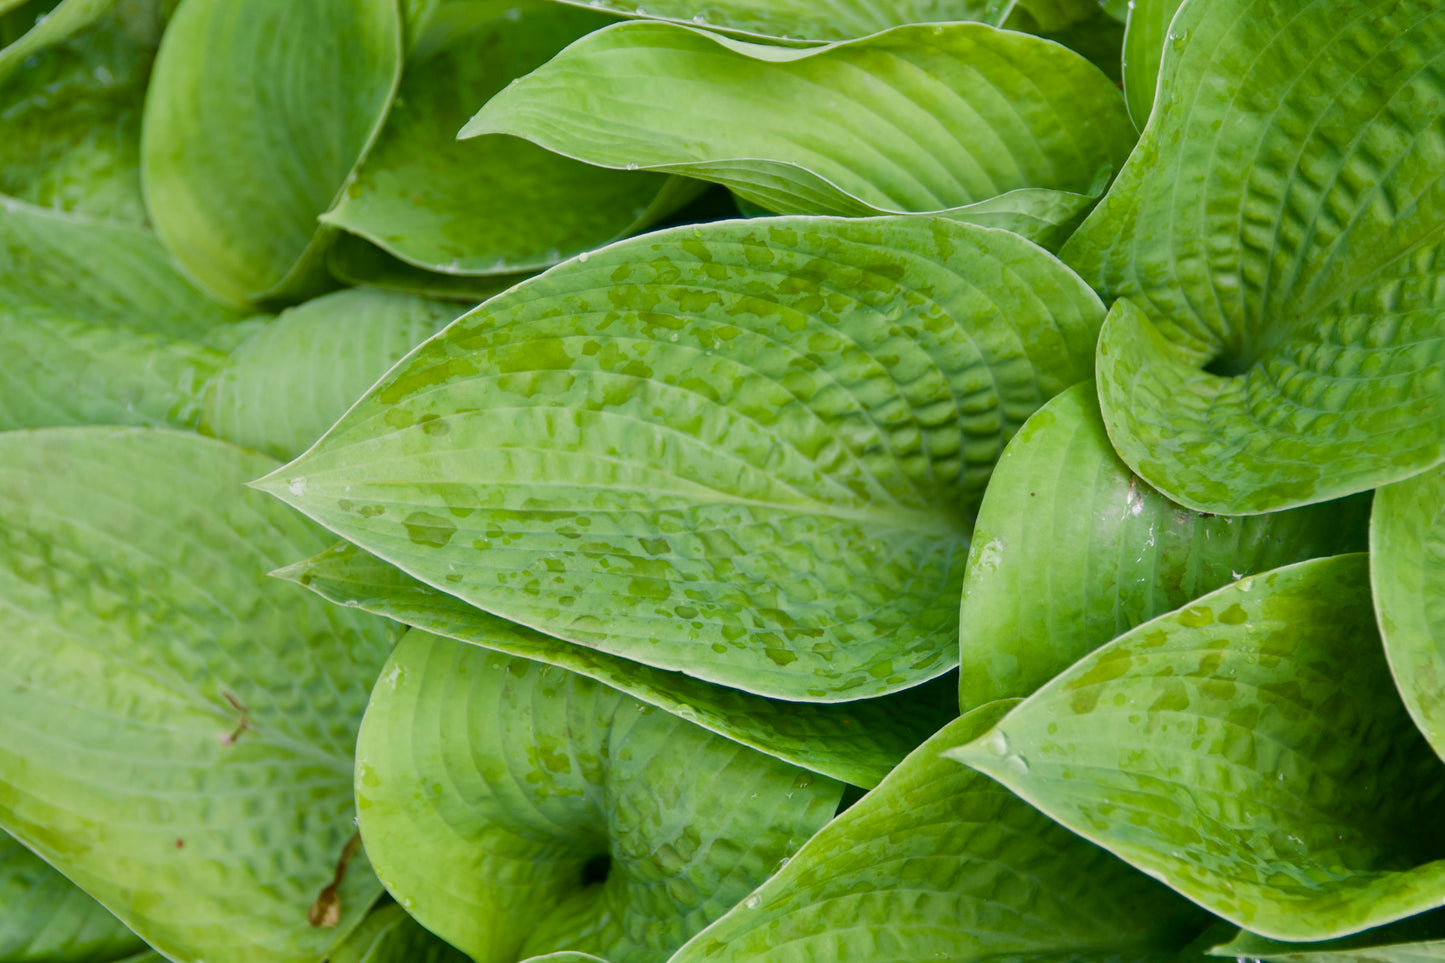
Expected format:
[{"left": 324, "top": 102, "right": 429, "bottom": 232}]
[
  {"left": 0, "top": 0, "right": 113, "bottom": 85},
  {"left": 0, "top": 199, "right": 258, "bottom": 432},
  {"left": 201, "top": 287, "right": 461, "bottom": 461},
  {"left": 0, "top": 831, "right": 145, "bottom": 963},
  {"left": 461, "top": 21, "right": 1134, "bottom": 231},
  {"left": 326, "top": 234, "right": 529, "bottom": 303},
  {"left": 141, "top": 0, "right": 402, "bottom": 304},
  {"left": 1062, "top": 0, "right": 1445, "bottom": 513},
  {"left": 356, "top": 630, "right": 843, "bottom": 963},
  {"left": 273, "top": 541, "right": 957, "bottom": 787},
  {"left": 0, "top": 428, "right": 400, "bottom": 963},
  {"left": 1215, "top": 914, "right": 1445, "bottom": 963},
  {"left": 324, "top": 3, "right": 701, "bottom": 277},
  {"left": 951, "top": 555, "right": 1445, "bottom": 941},
  {"left": 1371, "top": 466, "right": 1445, "bottom": 761},
  {"left": 1121, "top": 0, "right": 1183, "bottom": 127},
  {"left": 670, "top": 702, "right": 1211, "bottom": 963},
  {"left": 254, "top": 216, "right": 1105, "bottom": 701},
  {"left": 958, "top": 381, "right": 1371, "bottom": 710},
  {"left": 328, "top": 903, "right": 467, "bottom": 963}
]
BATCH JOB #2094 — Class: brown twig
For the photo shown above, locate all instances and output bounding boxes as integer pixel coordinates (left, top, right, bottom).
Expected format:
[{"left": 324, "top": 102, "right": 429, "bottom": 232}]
[
  {"left": 308, "top": 831, "right": 363, "bottom": 928},
  {"left": 218, "top": 691, "right": 255, "bottom": 746}
]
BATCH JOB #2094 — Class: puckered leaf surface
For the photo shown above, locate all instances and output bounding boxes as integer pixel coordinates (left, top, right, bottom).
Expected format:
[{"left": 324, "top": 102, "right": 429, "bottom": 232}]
[
  {"left": 462, "top": 21, "right": 1134, "bottom": 238},
  {"left": 0, "top": 428, "right": 399, "bottom": 963},
  {"left": 952, "top": 555, "right": 1445, "bottom": 941},
  {"left": 255, "top": 215, "right": 1104, "bottom": 701},
  {"left": 1063, "top": 0, "right": 1445, "bottom": 513},
  {"left": 356, "top": 630, "right": 842, "bottom": 963},
  {"left": 273, "top": 541, "right": 957, "bottom": 787},
  {"left": 669, "top": 702, "right": 1211, "bottom": 962},
  {"left": 958, "top": 382, "right": 1371, "bottom": 709},
  {"left": 141, "top": 0, "right": 402, "bottom": 304}
]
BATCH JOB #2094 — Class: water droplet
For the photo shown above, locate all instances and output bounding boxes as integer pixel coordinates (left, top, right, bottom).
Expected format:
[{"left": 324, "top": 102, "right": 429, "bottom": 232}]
[
  {"left": 624, "top": 162, "right": 640, "bottom": 171},
  {"left": 692, "top": 12, "right": 707, "bottom": 22},
  {"left": 504, "top": 5, "right": 522, "bottom": 20},
  {"left": 1005, "top": 753, "right": 1029, "bottom": 776},
  {"left": 287, "top": 476, "right": 307, "bottom": 496},
  {"left": 744, "top": 895, "right": 760, "bottom": 909},
  {"left": 984, "top": 729, "right": 1010, "bottom": 757},
  {"left": 578, "top": 251, "right": 590, "bottom": 263}
]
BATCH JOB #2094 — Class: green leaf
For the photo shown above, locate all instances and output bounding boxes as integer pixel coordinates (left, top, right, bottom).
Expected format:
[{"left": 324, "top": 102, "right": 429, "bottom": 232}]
[
  {"left": 1372, "top": 466, "right": 1445, "bottom": 761},
  {"left": 0, "top": 427, "right": 400, "bottom": 963},
  {"left": 1215, "top": 913, "right": 1445, "bottom": 963},
  {"left": 670, "top": 702, "right": 1211, "bottom": 962},
  {"left": 141, "top": 0, "right": 402, "bottom": 304},
  {"left": 327, "top": 233, "right": 530, "bottom": 303},
  {"left": 461, "top": 21, "right": 1135, "bottom": 230},
  {"left": 273, "top": 541, "right": 957, "bottom": 787},
  {"left": 324, "top": 3, "right": 701, "bottom": 277},
  {"left": 528, "top": 0, "right": 1012, "bottom": 42},
  {"left": 1121, "top": 0, "right": 1183, "bottom": 128},
  {"left": 1062, "top": 0, "right": 1445, "bottom": 513},
  {"left": 201, "top": 287, "right": 461, "bottom": 461},
  {"left": 328, "top": 903, "right": 467, "bottom": 963},
  {"left": 254, "top": 215, "right": 1105, "bottom": 701},
  {"left": 958, "top": 381, "right": 1371, "bottom": 710},
  {"left": 0, "top": 0, "right": 113, "bottom": 85},
  {"left": 356, "top": 630, "right": 843, "bottom": 963},
  {"left": 951, "top": 554, "right": 1445, "bottom": 941},
  {"left": 0, "top": 830, "right": 146, "bottom": 963},
  {"left": 0, "top": 199, "right": 258, "bottom": 432}
]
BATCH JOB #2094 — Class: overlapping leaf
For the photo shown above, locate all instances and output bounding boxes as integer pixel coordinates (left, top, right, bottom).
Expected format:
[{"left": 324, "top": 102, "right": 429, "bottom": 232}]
[
  {"left": 1121, "top": 0, "right": 1183, "bottom": 127},
  {"left": 202, "top": 287, "right": 459, "bottom": 460},
  {"left": 462, "top": 21, "right": 1134, "bottom": 243},
  {"left": 0, "top": 0, "right": 114, "bottom": 84},
  {"left": 0, "top": 428, "right": 399, "bottom": 963},
  {"left": 952, "top": 555, "right": 1445, "bottom": 941},
  {"left": 0, "top": 831, "right": 145, "bottom": 963},
  {"left": 141, "top": 0, "right": 402, "bottom": 304},
  {"left": 0, "top": 198, "right": 258, "bottom": 432},
  {"left": 256, "top": 216, "right": 1105, "bottom": 700},
  {"left": 958, "top": 382, "right": 1371, "bottom": 709},
  {"left": 1062, "top": 0, "right": 1445, "bottom": 513},
  {"left": 329, "top": 903, "right": 467, "bottom": 963},
  {"left": 1371, "top": 466, "right": 1445, "bottom": 761},
  {"left": 323, "top": 3, "right": 696, "bottom": 278},
  {"left": 1216, "top": 913, "right": 1445, "bottom": 963},
  {"left": 274, "top": 541, "right": 957, "bottom": 787},
  {"left": 326, "top": 234, "right": 528, "bottom": 303},
  {"left": 670, "top": 702, "right": 1211, "bottom": 962},
  {"left": 356, "top": 630, "right": 842, "bottom": 962}
]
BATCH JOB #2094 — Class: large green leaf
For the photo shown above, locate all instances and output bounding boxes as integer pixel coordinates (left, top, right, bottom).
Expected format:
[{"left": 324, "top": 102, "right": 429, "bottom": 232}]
[
  {"left": 669, "top": 702, "right": 1211, "bottom": 962},
  {"left": 0, "top": 0, "right": 113, "bottom": 84},
  {"left": 328, "top": 903, "right": 467, "bottom": 963},
  {"left": 273, "top": 541, "right": 957, "bottom": 787},
  {"left": 0, "top": 199, "right": 258, "bottom": 432},
  {"left": 461, "top": 21, "right": 1134, "bottom": 234},
  {"left": 958, "top": 381, "right": 1371, "bottom": 709},
  {"left": 0, "top": 831, "right": 145, "bottom": 963},
  {"left": 1121, "top": 0, "right": 1183, "bottom": 127},
  {"left": 0, "top": 428, "right": 400, "bottom": 963},
  {"left": 1216, "top": 914, "right": 1445, "bottom": 963},
  {"left": 356, "top": 630, "right": 843, "bottom": 963},
  {"left": 1062, "top": 0, "right": 1445, "bottom": 513},
  {"left": 1371, "top": 466, "right": 1445, "bottom": 761},
  {"left": 141, "top": 0, "right": 402, "bottom": 304},
  {"left": 254, "top": 215, "right": 1105, "bottom": 701},
  {"left": 323, "top": 3, "right": 698, "bottom": 278},
  {"left": 201, "top": 287, "right": 460, "bottom": 461},
  {"left": 951, "top": 555, "right": 1445, "bottom": 941}
]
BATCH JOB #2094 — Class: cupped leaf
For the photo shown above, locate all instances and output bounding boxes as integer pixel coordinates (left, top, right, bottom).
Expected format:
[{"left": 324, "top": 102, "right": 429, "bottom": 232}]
[
  {"left": 670, "top": 702, "right": 1211, "bottom": 963},
  {"left": 0, "top": 198, "right": 258, "bottom": 432},
  {"left": 1062, "top": 0, "right": 1445, "bottom": 513},
  {"left": 324, "top": 3, "right": 699, "bottom": 277},
  {"left": 951, "top": 554, "right": 1445, "bottom": 941},
  {"left": 202, "top": 287, "right": 460, "bottom": 461},
  {"left": 1371, "top": 466, "right": 1445, "bottom": 761},
  {"left": 0, "top": 831, "right": 145, "bottom": 963},
  {"left": 327, "top": 234, "right": 529, "bottom": 303},
  {"left": 254, "top": 215, "right": 1105, "bottom": 701},
  {"left": 0, "top": 428, "right": 400, "bottom": 963},
  {"left": 329, "top": 903, "right": 467, "bottom": 963},
  {"left": 1121, "top": 0, "right": 1183, "bottom": 127},
  {"left": 462, "top": 21, "right": 1134, "bottom": 231},
  {"left": 274, "top": 541, "right": 957, "bottom": 787},
  {"left": 141, "top": 0, "right": 402, "bottom": 304},
  {"left": 0, "top": 0, "right": 113, "bottom": 85},
  {"left": 356, "top": 630, "right": 843, "bottom": 963},
  {"left": 1215, "top": 913, "right": 1445, "bottom": 963},
  {"left": 958, "top": 381, "right": 1371, "bottom": 710}
]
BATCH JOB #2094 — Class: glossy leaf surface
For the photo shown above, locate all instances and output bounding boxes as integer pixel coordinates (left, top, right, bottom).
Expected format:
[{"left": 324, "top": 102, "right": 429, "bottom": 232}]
[
  {"left": 463, "top": 22, "right": 1134, "bottom": 226},
  {"left": 274, "top": 541, "right": 956, "bottom": 787},
  {"left": 1216, "top": 914, "right": 1445, "bottom": 963},
  {"left": 1372, "top": 466, "right": 1445, "bottom": 761},
  {"left": 1121, "top": 0, "right": 1183, "bottom": 127},
  {"left": 202, "top": 287, "right": 459, "bottom": 460},
  {"left": 952, "top": 555, "right": 1445, "bottom": 941},
  {"left": 0, "top": 428, "right": 398, "bottom": 962},
  {"left": 356, "top": 630, "right": 842, "bottom": 962},
  {"left": 141, "top": 0, "right": 401, "bottom": 303},
  {"left": 0, "top": 831, "right": 145, "bottom": 963},
  {"left": 670, "top": 702, "right": 1211, "bottom": 962},
  {"left": 256, "top": 216, "right": 1105, "bottom": 700},
  {"left": 1063, "top": 0, "right": 1445, "bottom": 513},
  {"left": 958, "top": 381, "right": 1371, "bottom": 709}
]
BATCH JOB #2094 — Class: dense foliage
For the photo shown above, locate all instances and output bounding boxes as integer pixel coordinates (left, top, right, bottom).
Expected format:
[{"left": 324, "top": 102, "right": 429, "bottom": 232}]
[{"left": 0, "top": 0, "right": 1442, "bottom": 961}]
